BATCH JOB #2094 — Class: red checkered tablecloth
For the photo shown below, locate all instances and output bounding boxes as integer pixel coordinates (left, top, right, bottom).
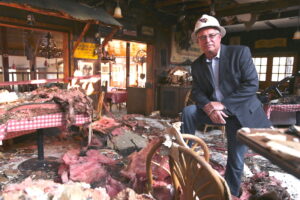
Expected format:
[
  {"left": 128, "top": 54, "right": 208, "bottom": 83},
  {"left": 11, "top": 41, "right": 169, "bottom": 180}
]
[
  {"left": 264, "top": 104, "right": 300, "bottom": 119},
  {"left": 0, "top": 113, "right": 91, "bottom": 143}
]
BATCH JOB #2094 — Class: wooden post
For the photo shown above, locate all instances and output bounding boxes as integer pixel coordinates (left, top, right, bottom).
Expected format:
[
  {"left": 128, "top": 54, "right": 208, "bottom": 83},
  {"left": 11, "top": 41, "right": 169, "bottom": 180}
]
[
  {"left": 126, "top": 42, "right": 130, "bottom": 88},
  {"left": 102, "top": 26, "right": 119, "bottom": 47},
  {"left": 72, "top": 22, "right": 91, "bottom": 56},
  {"left": 145, "top": 44, "right": 155, "bottom": 115},
  {"left": 63, "top": 32, "right": 69, "bottom": 82},
  {"left": 1, "top": 27, "right": 9, "bottom": 83}
]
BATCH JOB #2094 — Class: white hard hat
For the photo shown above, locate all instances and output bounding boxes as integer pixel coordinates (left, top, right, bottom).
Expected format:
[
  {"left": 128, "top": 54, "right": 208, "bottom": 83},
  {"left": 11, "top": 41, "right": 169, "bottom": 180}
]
[{"left": 191, "top": 14, "right": 226, "bottom": 41}]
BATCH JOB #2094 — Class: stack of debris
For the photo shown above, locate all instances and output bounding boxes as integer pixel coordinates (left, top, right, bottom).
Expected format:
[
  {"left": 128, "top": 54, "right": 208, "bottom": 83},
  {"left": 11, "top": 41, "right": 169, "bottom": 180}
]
[{"left": 1, "top": 113, "right": 299, "bottom": 199}]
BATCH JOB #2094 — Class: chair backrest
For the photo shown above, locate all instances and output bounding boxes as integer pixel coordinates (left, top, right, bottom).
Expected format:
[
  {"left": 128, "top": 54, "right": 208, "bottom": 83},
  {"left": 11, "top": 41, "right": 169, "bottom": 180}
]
[
  {"left": 184, "top": 89, "right": 195, "bottom": 107},
  {"left": 169, "top": 145, "right": 231, "bottom": 200},
  {"left": 146, "top": 123, "right": 230, "bottom": 199}
]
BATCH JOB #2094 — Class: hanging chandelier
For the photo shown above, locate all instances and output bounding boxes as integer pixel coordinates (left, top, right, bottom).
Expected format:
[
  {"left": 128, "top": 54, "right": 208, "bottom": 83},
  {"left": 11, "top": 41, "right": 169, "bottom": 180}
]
[{"left": 38, "top": 32, "right": 63, "bottom": 59}]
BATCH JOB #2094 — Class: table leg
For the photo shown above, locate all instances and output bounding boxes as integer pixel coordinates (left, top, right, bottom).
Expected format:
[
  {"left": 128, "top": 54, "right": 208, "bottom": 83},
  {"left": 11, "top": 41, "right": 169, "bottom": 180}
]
[
  {"left": 18, "top": 128, "right": 60, "bottom": 172},
  {"left": 37, "top": 129, "right": 44, "bottom": 160},
  {"left": 296, "top": 111, "right": 300, "bottom": 126}
]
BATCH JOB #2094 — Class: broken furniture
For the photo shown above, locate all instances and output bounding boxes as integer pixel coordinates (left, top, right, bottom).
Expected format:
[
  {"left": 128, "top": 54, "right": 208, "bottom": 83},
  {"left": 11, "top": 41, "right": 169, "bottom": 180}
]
[
  {"left": 146, "top": 125, "right": 231, "bottom": 199},
  {"left": 237, "top": 128, "right": 300, "bottom": 179}
]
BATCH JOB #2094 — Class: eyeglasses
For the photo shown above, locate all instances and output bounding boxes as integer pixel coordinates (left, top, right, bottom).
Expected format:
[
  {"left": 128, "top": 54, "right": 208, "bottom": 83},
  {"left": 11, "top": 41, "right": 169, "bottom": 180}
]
[{"left": 197, "top": 33, "right": 220, "bottom": 41}]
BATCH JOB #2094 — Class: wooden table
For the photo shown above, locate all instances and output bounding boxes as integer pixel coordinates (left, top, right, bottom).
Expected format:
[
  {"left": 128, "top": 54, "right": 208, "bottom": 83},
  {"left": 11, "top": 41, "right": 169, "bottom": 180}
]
[
  {"left": 237, "top": 128, "right": 300, "bottom": 179},
  {"left": 105, "top": 91, "right": 127, "bottom": 110}
]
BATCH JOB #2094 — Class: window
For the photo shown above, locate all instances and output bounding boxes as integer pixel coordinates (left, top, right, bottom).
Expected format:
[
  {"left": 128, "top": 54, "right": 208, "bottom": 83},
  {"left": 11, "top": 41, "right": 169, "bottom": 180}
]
[
  {"left": 271, "top": 57, "right": 294, "bottom": 82},
  {"left": 0, "top": 25, "right": 66, "bottom": 92},
  {"left": 252, "top": 55, "right": 297, "bottom": 90},
  {"left": 253, "top": 57, "right": 267, "bottom": 81}
]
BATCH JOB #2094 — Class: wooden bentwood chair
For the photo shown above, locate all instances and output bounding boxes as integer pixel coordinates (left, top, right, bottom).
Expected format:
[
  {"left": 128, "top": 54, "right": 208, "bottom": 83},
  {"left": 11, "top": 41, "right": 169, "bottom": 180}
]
[{"left": 146, "top": 124, "right": 231, "bottom": 200}]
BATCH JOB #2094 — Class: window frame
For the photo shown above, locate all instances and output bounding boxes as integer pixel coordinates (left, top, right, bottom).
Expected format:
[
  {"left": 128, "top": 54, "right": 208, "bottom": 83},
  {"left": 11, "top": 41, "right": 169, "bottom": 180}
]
[{"left": 252, "top": 52, "right": 298, "bottom": 91}]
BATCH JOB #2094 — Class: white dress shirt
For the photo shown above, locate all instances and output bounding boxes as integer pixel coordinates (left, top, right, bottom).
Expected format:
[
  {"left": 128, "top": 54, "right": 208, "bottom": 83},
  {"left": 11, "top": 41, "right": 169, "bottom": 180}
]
[{"left": 206, "top": 49, "right": 224, "bottom": 101}]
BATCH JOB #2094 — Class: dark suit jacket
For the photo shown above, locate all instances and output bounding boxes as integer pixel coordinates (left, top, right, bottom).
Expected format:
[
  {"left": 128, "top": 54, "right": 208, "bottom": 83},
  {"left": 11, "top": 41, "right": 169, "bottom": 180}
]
[{"left": 191, "top": 44, "right": 271, "bottom": 128}]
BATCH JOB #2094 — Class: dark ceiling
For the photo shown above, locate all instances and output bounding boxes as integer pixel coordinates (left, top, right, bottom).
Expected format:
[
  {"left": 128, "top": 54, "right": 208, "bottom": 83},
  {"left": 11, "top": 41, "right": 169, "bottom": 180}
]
[{"left": 76, "top": 0, "right": 300, "bottom": 33}]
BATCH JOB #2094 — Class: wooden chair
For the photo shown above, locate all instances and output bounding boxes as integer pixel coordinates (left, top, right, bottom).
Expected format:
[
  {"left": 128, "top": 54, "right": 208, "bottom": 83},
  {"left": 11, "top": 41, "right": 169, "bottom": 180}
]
[
  {"left": 184, "top": 89, "right": 195, "bottom": 106},
  {"left": 204, "top": 124, "right": 226, "bottom": 139},
  {"left": 146, "top": 125, "right": 231, "bottom": 200}
]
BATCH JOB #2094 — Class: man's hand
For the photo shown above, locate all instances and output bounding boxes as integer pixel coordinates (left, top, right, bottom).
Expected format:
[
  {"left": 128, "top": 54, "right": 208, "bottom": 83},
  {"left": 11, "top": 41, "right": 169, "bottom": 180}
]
[
  {"left": 203, "top": 102, "right": 228, "bottom": 124},
  {"left": 203, "top": 101, "right": 225, "bottom": 115},
  {"left": 209, "top": 110, "right": 228, "bottom": 124}
]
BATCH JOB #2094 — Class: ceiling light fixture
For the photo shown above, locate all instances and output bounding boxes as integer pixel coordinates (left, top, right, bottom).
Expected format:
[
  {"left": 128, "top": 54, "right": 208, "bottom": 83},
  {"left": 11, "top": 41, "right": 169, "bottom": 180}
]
[
  {"left": 293, "top": 9, "right": 300, "bottom": 40},
  {"left": 113, "top": 0, "right": 123, "bottom": 18}
]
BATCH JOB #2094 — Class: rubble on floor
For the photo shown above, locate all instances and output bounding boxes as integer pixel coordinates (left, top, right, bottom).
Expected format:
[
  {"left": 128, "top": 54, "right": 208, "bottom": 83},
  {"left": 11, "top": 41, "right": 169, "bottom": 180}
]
[{"left": 1, "top": 113, "right": 300, "bottom": 200}]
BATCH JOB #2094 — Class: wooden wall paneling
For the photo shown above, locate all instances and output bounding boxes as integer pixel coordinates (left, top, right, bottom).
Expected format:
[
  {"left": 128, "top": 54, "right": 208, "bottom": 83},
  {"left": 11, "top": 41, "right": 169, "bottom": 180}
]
[{"left": 1, "top": 27, "right": 9, "bottom": 82}]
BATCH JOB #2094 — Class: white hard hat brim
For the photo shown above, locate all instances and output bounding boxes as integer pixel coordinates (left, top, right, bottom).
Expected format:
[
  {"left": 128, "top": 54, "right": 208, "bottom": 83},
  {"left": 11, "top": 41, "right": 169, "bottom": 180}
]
[{"left": 191, "top": 26, "right": 226, "bottom": 42}]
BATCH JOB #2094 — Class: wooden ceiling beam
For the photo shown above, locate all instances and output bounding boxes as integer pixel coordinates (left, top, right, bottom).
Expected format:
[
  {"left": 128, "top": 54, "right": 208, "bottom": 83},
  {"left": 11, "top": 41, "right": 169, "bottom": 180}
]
[
  {"left": 158, "top": 2, "right": 211, "bottom": 12},
  {"left": 155, "top": 0, "right": 211, "bottom": 9},
  {"left": 72, "top": 22, "right": 91, "bottom": 56},
  {"left": 215, "top": 0, "right": 300, "bottom": 17}
]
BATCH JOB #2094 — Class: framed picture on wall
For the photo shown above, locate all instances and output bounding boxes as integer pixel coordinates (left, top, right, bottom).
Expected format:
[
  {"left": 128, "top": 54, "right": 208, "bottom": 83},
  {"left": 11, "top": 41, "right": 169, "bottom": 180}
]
[
  {"left": 77, "top": 60, "right": 94, "bottom": 76},
  {"left": 141, "top": 26, "right": 154, "bottom": 36},
  {"left": 170, "top": 26, "right": 201, "bottom": 64}
]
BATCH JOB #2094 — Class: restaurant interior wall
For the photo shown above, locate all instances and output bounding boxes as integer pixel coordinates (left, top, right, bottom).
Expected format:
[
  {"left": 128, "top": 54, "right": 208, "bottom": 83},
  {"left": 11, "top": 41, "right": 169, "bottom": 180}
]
[
  {"left": 0, "top": 5, "right": 123, "bottom": 94},
  {"left": 224, "top": 27, "right": 300, "bottom": 92},
  {"left": 0, "top": 2, "right": 174, "bottom": 115}
]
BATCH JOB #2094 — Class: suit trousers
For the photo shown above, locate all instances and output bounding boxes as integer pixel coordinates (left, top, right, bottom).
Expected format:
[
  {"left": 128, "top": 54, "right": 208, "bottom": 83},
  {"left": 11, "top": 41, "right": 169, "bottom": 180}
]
[{"left": 181, "top": 105, "right": 248, "bottom": 196}]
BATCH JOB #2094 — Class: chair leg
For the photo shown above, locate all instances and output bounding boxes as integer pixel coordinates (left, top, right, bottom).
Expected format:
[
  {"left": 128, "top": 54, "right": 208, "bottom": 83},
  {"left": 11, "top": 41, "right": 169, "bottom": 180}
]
[
  {"left": 203, "top": 124, "right": 209, "bottom": 133},
  {"left": 221, "top": 126, "right": 226, "bottom": 139}
]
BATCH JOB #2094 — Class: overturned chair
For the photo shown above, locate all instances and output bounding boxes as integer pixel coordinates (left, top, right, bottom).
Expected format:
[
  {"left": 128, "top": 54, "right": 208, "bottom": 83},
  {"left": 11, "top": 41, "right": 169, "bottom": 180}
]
[{"left": 146, "top": 123, "right": 231, "bottom": 200}]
